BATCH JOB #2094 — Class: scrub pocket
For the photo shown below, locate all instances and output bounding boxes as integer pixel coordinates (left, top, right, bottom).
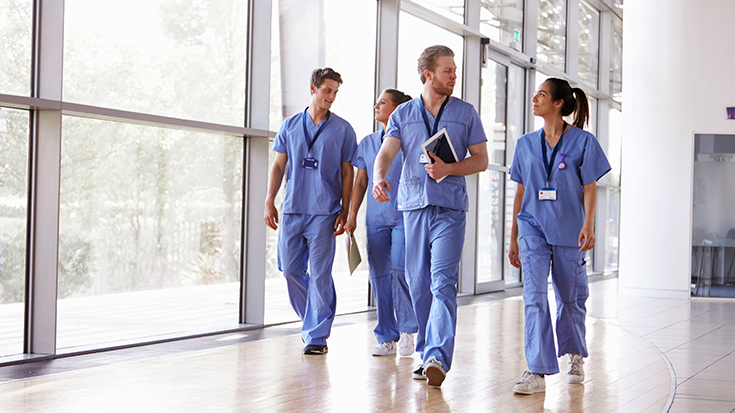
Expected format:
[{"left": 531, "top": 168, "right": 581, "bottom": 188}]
[{"left": 397, "top": 177, "right": 422, "bottom": 210}]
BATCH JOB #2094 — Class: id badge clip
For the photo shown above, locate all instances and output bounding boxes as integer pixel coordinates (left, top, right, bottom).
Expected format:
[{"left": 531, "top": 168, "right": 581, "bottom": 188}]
[
  {"left": 302, "top": 157, "right": 318, "bottom": 169},
  {"left": 539, "top": 188, "right": 557, "bottom": 201}
]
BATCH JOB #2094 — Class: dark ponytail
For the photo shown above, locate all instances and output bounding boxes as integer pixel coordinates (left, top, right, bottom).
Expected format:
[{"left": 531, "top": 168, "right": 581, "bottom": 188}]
[
  {"left": 544, "top": 78, "right": 589, "bottom": 129},
  {"left": 382, "top": 89, "right": 412, "bottom": 106}
]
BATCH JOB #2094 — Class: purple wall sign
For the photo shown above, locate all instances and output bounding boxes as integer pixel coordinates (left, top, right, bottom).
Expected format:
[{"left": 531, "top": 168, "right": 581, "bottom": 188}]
[{"left": 728, "top": 107, "right": 735, "bottom": 120}]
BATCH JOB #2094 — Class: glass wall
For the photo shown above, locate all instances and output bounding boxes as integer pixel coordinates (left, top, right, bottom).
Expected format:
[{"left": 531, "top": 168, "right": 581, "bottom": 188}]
[
  {"left": 610, "top": 26, "right": 623, "bottom": 102},
  {"left": 578, "top": 1, "right": 599, "bottom": 88},
  {"left": 480, "top": 0, "right": 524, "bottom": 51},
  {"left": 0, "top": 108, "right": 29, "bottom": 356},
  {"left": 57, "top": 117, "right": 243, "bottom": 349},
  {"left": 265, "top": 0, "right": 377, "bottom": 324},
  {"left": 537, "top": 0, "right": 567, "bottom": 70},
  {"left": 63, "top": 0, "right": 248, "bottom": 126},
  {"left": 0, "top": 0, "right": 32, "bottom": 95},
  {"left": 397, "top": 12, "right": 464, "bottom": 99},
  {"left": 477, "top": 60, "right": 508, "bottom": 285},
  {"left": 413, "top": 0, "right": 464, "bottom": 24},
  {"left": 503, "top": 64, "right": 525, "bottom": 285}
]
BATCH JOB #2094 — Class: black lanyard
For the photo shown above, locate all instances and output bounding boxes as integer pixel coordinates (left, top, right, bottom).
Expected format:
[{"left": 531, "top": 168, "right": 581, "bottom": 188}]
[
  {"left": 301, "top": 108, "right": 331, "bottom": 156},
  {"left": 420, "top": 95, "right": 450, "bottom": 137},
  {"left": 379, "top": 128, "right": 385, "bottom": 144},
  {"left": 540, "top": 122, "right": 568, "bottom": 188}
]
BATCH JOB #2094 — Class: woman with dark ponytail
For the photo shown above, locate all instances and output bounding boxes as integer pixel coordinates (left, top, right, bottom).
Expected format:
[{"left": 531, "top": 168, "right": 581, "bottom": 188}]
[{"left": 507, "top": 78, "right": 611, "bottom": 395}]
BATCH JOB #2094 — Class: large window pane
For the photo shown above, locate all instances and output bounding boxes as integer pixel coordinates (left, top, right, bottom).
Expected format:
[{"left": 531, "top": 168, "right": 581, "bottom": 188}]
[
  {"left": 480, "top": 0, "right": 524, "bottom": 50},
  {"left": 57, "top": 117, "right": 243, "bottom": 349},
  {"left": 63, "top": 0, "right": 248, "bottom": 126},
  {"left": 481, "top": 61, "right": 508, "bottom": 165},
  {"left": 413, "top": 0, "right": 464, "bottom": 24},
  {"left": 266, "top": 0, "right": 377, "bottom": 324},
  {"left": 503, "top": 64, "right": 525, "bottom": 285},
  {"left": 605, "top": 188, "right": 620, "bottom": 271},
  {"left": 607, "top": 108, "right": 622, "bottom": 186},
  {"left": 0, "top": 0, "right": 32, "bottom": 96},
  {"left": 477, "top": 170, "right": 505, "bottom": 283},
  {"left": 397, "top": 12, "right": 464, "bottom": 99},
  {"left": 537, "top": 0, "right": 566, "bottom": 70},
  {"left": 610, "top": 26, "right": 623, "bottom": 102},
  {"left": 0, "top": 108, "right": 29, "bottom": 356},
  {"left": 578, "top": 1, "right": 600, "bottom": 88}
]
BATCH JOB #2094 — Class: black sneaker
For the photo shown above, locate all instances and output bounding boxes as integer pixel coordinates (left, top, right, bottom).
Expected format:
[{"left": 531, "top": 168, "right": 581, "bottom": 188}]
[
  {"left": 303, "top": 344, "right": 328, "bottom": 355},
  {"left": 413, "top": 364, "right": 426, "bottom": 380}
]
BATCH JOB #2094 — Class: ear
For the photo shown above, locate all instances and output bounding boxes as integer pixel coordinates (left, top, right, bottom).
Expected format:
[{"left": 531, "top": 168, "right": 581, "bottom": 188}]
[
  {"left": 310, "top": 83, "right": 317, "bottom": 95},
  {"left": 424, "top": 69, "right": 433, "bottom": 82}
]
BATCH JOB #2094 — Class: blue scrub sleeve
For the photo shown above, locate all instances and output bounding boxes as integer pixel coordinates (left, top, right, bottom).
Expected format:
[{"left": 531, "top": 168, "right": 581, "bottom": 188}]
[
  {"left": 385, "top": 111, "right": 402, "bottom": 141},
  {"left": 508, "top": 143, "right": 524, "bottom": 185},
  {"left": 271, "top": 121, "right": 289, "bottom": 153},
  {"left": 341, "top": 126, "right": 358, "bottom": 163},
  {"left": 579, "top": 134, "right": 612, "bottom": 185},
  {"left": 352, "top": 139, "right": 367, "bottom": 170}
]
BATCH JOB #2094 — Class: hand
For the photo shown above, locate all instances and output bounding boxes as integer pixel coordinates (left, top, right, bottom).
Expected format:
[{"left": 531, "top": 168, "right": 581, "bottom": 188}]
[
  {"left": 343, "top": 215, "right": 357, "bottom": 235},
  {"left": 578, "top": 224, "right": 595, "bottom": 251},
  {"left": 508, "top": 238, "right": 522, "bottom": 268},
  {"left": 372, "top": 180, "right": 392, "bottom": 203},
  {"left": 333, "top": 211, "right": 348, "bottom": 236},
  {"left": 425, "top": 152, "right": 449, "bottom": 181},
  {"left": 264, "top": 200, "right": 279, "bottom": 230}
]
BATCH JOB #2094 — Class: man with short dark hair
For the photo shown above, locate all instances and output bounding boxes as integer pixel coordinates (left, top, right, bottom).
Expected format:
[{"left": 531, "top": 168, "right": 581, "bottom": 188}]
[
  {"left": 373, "top": 45, "right": 489, "bottom": 386},
  {"left": 265, "top": 67, "right": 356, "bottom": 355}
]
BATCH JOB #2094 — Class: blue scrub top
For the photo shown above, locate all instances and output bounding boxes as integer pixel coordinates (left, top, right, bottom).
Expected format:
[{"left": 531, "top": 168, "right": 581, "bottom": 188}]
[
  {"left": 272, "top": 110, "right": 357, "bottom": 215},
  {"left": 509, "top": 126, "right": 611, "bottom": 247},
  {"left": 352, "top": 130, "right": 403, "bottom": 227},
  {"left": 385, "top": 96, "right": 487, "bottom": 212}
]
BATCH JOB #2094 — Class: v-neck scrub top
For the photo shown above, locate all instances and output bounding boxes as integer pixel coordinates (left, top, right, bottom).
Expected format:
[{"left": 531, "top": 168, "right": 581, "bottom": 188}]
[
  {"left": 352, "top": 130, "right": 403, "bottom": 227},
  {"left": 385, "top": 97, "right": 487, "bottom": 212},
  {"left": 272, "top": 110, "right": 357, "bottom": 215},
  {"left": 509, "top": 126, "right": 611, "bottom": 247}
]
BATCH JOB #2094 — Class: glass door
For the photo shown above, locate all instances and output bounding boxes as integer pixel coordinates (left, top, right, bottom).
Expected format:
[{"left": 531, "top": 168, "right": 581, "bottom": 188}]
[{"left": 475, "top": 47, "right": 509, "bottom": 294}]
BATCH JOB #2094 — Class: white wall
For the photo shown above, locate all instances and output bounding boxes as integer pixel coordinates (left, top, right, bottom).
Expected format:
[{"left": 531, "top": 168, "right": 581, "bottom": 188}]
[{"left": 619, "top": 1, "right": 735, "bottom": 298}]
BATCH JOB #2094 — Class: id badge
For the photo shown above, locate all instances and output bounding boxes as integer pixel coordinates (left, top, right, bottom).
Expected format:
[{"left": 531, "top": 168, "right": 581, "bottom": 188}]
[
  {"left": 419, "top": 153, "right": 428, "bottom": 164},
  {"left": 302, "top": 158, "right": 318, "bottom": 169},
  {"left": 539, "top": 189, "right": 557, "bottom": 201}
]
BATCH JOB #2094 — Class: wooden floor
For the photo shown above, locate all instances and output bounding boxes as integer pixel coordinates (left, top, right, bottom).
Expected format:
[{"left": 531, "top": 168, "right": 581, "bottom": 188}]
[{"left": 1, "top": 277, "right": 735, "bottom": 412}]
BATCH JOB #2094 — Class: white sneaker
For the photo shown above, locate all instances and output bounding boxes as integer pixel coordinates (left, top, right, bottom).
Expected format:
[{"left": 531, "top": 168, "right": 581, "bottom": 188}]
[
  {"left": 513, "top": 371, "right": 545, "bottom": 394},
  {"left": 566, "top": 354, "right": 585, "bottom": 384},
  {"left": 398, "top": 333, "right": 415, "bottom": 357},
  {"left": 372, "top": 341, "right": 396, "bottom": 356}
]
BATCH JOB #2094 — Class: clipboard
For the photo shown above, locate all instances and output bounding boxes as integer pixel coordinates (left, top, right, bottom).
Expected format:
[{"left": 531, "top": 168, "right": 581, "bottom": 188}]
[
  {"left": 345, "top": 231, "right": 362, "bottom": 275},
  {"left": 421, "top": 127, "right": 458, "bottom": 183}
]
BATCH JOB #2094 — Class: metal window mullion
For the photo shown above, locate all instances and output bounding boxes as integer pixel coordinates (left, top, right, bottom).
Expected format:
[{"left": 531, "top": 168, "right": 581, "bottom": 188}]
[
  {"left": 25, "top": 0, "right": 66, "bottom": 356},
  {"left": 240, "top": 0, "right": 273, "bottom": 326}
]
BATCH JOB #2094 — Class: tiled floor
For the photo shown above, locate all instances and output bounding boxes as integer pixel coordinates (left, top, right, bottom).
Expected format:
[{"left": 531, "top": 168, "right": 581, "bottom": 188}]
[{"left": 0, "top": 276, "right": 734, "bottom": 412}]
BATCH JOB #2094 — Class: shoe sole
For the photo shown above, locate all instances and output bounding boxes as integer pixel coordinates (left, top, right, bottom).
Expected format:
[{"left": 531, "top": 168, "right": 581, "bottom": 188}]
[
  {"left": 513, "top": 388, "right": 545, "bottom": 395},
  {"left": 424, "top": 365, "right": 446, "bottom": 387},
  {"left": 398, "top": 349, "right": 414, "bottom": 357},
  {"left": 372, "top": 351, "right": 396, "bottom": 356},
  {"left": 566, "top": 376, "right": 584, "bottom": 384},
  {"left": 303, "top": 346, "right": 328, "bottom": 355}
]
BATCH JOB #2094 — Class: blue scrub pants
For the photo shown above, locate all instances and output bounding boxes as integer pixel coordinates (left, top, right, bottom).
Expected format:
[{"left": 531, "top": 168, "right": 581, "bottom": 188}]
[
  {"left": 519, "top": 234, "right": 589, "bottom": 375},
  {"left": 403, "top": 206, "right": 466, "bottom": 372},
  {"left": 278, "top": 213, "right": 338, "bottom": 346},
  {"left": 366, "top": 223, "right": 418, "bottom": 344}
]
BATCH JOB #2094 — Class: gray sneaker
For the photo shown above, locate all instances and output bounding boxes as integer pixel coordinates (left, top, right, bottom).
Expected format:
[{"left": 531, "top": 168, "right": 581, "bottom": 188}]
[
  {"left": 566, "top": 354, "right": 585, "bottom": 384},
  {"left": 513, "top": 371, "right": 545, "bottom": 394},
  {"left": 424, "top": 359, "right": 446, "bottom": 387}
]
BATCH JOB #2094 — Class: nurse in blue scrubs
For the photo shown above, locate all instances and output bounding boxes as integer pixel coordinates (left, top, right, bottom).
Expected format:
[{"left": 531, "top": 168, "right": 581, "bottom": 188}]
[
  {"left": 265, "top": 68, "right": 357, "bottom": 355},
  {"left": 373, "top": 46, "right": 488, "bottom": 387},
  {"left": 508, "top": 78, "right": 611, "bottom": 394},
  {"left": 344, "top": 89, "right": 418, "bottom": 358}
]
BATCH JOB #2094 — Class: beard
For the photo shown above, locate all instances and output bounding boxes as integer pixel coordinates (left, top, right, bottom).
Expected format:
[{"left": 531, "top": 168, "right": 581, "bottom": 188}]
[{"left": 430, "top": 78, "right": 454, "bottom": 96}]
